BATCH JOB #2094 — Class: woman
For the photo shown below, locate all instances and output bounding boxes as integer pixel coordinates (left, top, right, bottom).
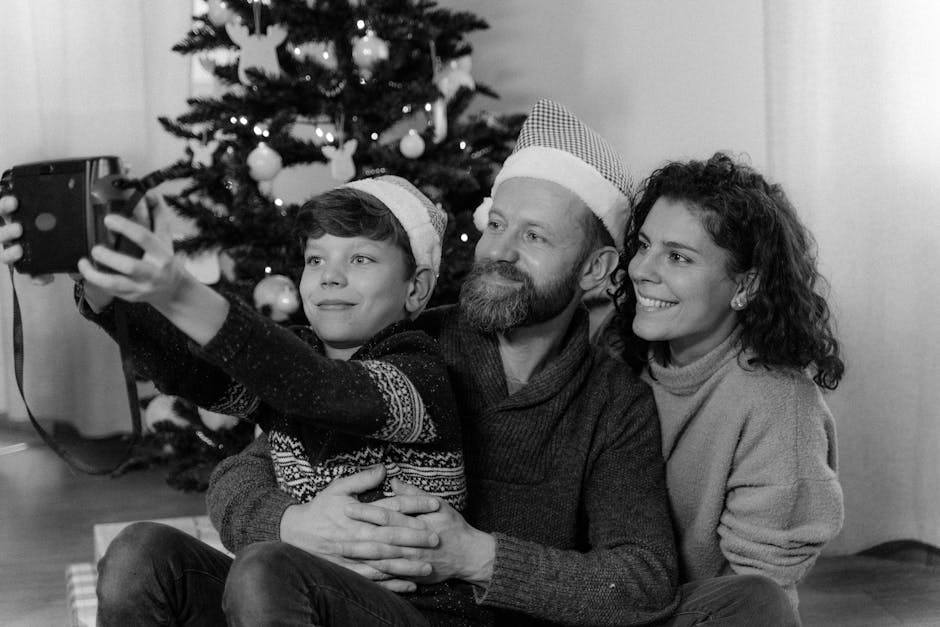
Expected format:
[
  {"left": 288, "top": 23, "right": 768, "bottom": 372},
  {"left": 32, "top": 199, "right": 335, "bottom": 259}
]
[{"left": 612, "top": 152, "right": 844, "bottom": 608}]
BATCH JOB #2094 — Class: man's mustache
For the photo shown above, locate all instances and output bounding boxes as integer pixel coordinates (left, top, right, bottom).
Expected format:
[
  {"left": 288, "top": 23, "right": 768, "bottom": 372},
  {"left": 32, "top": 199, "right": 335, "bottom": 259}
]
[{"left": 470, "top": 260, "right": 531, "bottom": 285}]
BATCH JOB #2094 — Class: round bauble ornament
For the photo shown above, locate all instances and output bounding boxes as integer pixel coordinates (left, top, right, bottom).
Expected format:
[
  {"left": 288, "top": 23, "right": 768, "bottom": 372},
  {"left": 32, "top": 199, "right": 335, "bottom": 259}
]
[
  {"left": 198, "top": 407, "right": 240, "bottom": 431},
  {"left": 351, "top": 30, "right": 389, "bottom": 79},
  {"left": 399, "top": 130, "right": 425, "bottom": 159},
  {"left": 247, "top": 142, "right": 283, "bottom": 181},
  {"left": 145, "top": 394, "right": 191, "bottom": 430},
  {"left": 253, "top": 274, "right": 300, "bottom": 322},
  {"left": 206, "top": 0, "right": 236, "bottom": 27}
]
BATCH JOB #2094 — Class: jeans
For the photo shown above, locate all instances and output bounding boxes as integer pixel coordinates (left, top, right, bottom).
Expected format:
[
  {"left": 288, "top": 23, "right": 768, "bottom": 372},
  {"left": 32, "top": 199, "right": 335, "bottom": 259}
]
[
  {"left": 97, "top": 522, "right": 797, "bottom": 626},
  {"left": 96, "top": 522, "right": 488, "bottom": 626},
  {"left": 661, "top": 575, "right": 801, "bottom": 627}
]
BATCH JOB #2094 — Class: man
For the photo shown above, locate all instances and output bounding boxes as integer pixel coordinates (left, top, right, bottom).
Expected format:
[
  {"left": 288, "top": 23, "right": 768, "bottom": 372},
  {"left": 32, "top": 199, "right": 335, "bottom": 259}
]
[{"left": 192, "top": 98, "right": 679, "bottom": 625}]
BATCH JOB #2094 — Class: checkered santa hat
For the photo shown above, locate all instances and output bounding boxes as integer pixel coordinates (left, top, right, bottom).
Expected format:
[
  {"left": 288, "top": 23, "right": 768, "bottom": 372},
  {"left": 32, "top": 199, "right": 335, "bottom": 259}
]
[
  {"left": 474, "top": 99, "right": 630, "bottom": 246},
  {"left": 341, "top": 176, "right": 446, "bottom": 312}
]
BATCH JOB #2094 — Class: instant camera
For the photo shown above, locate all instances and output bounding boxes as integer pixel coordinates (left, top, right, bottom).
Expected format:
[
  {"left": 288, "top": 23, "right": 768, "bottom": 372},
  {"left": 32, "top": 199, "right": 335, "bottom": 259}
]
[{"left": 0, "top": 156, "right": 144, "bottom": 275}]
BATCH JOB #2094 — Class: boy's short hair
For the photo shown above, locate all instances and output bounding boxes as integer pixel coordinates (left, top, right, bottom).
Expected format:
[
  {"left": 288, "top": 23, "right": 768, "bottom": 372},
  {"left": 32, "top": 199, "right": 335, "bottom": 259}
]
[{"left": 294, "top": 187, "right": 417, "bottom": 279}]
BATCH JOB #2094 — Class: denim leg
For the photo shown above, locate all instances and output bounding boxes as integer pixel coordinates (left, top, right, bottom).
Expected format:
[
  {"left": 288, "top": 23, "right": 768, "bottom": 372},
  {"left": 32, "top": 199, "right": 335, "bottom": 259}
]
[
  {"left": 96, "top": 521, "right": 232, "bottom": 626},
  {"left": 223, "top": 541, "right": 431, "bottom": 627},
  {"left": 663, "top": 575, "right": 800, "bottom": 627}
]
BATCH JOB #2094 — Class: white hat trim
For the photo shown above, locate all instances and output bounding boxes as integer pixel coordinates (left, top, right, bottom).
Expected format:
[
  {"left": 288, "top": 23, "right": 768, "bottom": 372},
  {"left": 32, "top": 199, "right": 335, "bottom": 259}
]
[
  {"left": 473, "top": 145, "right": 628, "bottom": 247},
  {"left": 342, "top": 179, "right": 442, "bottom": 276}
]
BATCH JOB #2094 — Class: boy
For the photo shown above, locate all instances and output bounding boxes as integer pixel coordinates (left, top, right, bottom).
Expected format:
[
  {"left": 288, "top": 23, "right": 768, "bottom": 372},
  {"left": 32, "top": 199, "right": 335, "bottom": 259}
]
[
  {"left": 69, "top": 176, "right": 488, "bottom": 624},
  {"left": 75, "top": 175, "right": 467, "bottom": 509}
]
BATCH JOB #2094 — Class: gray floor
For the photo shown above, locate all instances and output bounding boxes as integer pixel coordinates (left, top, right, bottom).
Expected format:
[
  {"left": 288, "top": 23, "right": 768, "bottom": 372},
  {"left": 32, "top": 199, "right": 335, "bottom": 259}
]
[{"left": 2, "top": 423, "right": 939, "bottom": 626}]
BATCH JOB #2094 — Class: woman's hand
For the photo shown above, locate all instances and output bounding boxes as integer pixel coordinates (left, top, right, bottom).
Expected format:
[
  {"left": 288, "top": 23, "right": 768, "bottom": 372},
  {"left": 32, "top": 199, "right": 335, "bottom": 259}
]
[{"left": 0, "top": 195, "right": 54, "bottom": 285}]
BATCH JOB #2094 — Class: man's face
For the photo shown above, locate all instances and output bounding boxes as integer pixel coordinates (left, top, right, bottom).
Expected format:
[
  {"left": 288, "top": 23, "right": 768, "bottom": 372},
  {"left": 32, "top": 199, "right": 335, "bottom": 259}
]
[{"left": 459, "top": 178, "right": 589, "bottom": 333}]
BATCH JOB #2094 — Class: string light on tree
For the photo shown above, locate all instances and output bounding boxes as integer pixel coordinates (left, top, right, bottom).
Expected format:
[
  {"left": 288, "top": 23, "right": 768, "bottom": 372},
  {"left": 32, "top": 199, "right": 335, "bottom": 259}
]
[{"left": 290, "top": 40, "right": 338, "bottom": 71}]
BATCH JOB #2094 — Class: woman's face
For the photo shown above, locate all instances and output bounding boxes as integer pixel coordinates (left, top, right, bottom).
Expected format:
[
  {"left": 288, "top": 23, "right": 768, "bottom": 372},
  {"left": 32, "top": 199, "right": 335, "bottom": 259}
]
[{"left": 627, "top": 197, "right": 743, "bottom": 366}]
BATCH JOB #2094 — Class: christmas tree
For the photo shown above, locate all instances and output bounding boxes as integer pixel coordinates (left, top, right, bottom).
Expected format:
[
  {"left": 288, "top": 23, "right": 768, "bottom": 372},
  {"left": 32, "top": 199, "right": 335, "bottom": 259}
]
[
  {"left": 149, "top": 0, "right": 524, "bottom": 307},
  {"left": 124, "top": 0, "right": 524, "bottom": 490}
]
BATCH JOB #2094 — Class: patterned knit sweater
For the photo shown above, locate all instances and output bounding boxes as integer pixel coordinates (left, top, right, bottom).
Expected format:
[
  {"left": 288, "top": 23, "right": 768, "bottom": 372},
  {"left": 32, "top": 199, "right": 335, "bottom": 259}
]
[
  {"left": 75, "top": 283, "right": 466, "bottom": 510},
  {"left": 208, "top": 305, "right": 680, "bottom": 626},
  {"left": 643, "top": 328, "right": 843, "bottom": 608}
]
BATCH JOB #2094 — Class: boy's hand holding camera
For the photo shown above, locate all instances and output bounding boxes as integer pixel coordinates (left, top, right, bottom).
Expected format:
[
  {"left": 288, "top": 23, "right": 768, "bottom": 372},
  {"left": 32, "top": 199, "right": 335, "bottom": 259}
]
[{"left": 1, "top": 193, "right": 229, "bottom": 345}]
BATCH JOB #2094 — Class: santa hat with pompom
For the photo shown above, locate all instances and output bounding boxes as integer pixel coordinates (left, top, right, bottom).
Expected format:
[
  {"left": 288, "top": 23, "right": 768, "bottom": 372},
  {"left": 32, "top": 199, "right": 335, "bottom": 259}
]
[
  {"left": 473, "top": 99, "right": 630, "bottom": 247},
  {"left": 341, "top": 175, "right": 446, "bottom": 314}
]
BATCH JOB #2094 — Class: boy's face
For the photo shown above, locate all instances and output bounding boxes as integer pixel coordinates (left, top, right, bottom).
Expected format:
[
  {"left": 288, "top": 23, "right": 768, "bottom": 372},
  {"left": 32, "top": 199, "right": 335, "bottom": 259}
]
[{"left": 300, "top": 234, "right": 415, "bottom": 359}]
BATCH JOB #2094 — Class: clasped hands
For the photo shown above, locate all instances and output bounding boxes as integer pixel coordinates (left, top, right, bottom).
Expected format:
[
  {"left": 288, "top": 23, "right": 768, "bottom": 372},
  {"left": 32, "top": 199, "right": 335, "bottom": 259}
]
[{"left": 281, "top": 464, "right": 495, "bottom": 593}]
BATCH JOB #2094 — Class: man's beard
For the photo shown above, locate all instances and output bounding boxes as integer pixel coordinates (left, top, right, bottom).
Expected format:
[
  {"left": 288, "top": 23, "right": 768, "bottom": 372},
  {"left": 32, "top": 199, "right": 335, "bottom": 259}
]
[{"left": 458, "top": 260, "right": 580, "bottom": 334}]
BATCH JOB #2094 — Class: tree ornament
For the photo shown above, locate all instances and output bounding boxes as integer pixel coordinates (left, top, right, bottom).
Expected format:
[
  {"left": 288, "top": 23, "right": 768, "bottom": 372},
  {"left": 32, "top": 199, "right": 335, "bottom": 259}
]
[
  {"left": 184, "top": 246, "right": 223, "bottom": 285},
  {"left": 322, "top": 139, "right": 358, "bottom": 182},
  {"left": 188, "top": 131, "right": 221, "bottom": 167},
  {"left": 198, "top": 406, "right": 240, "bottom": 431},
  {"left": 351, "top": 30, "right": 389, "bottom": 79},
  {"left": 290, "top": 40, "right": 338, "bottom": 71},
  {"left": 247, "top": 142, "right": 283, "bottom": 181},
  {"left": 145, "top": 394, "right": 192, "bottom": 430},
  {"left": 399, "top": 130, "right": 426, "bottom": 159},
  {"left": 253, "top": 274, "right": 300, "bottom": 322},
  {"left": 434, "top": 55, "right": 474, "bottom": 100},
  {"left": 226, "top": 22, "right": 288, "bottom": 84},
  {"left": 206, "top": 0, "right": 236, "bottom": 27},
  {"left": 431, "top": 99, "right": 447, "bottom": 143}
]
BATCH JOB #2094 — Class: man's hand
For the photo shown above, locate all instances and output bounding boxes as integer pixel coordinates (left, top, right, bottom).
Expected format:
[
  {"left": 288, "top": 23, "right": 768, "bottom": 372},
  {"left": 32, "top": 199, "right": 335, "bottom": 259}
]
[
  {"left": 280, "top": 465, "right": 443, "bottom": 593},
  {"left": 348, "top": 478, "right": 496, "bottom": 587}
]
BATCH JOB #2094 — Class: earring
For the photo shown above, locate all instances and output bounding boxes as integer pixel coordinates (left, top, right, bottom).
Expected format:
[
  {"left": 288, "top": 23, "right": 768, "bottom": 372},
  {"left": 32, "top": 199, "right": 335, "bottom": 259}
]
[{"left": 731, "top": 295, "right": 746, "bottom": 311}]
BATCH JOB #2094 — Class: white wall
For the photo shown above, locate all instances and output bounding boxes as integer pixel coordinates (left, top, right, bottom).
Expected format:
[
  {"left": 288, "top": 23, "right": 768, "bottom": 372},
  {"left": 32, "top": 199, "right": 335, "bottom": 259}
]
[
  {"left": 0, "top": 1, "right": 191, "bottom": 435},
  {"left": 440, "top": 0, "right": 768, "bottom": 185}
]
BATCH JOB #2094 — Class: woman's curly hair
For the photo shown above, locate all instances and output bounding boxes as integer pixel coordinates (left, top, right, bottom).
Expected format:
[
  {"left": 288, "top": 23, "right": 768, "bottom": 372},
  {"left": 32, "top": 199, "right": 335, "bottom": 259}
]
[{"left": 611, "top": 152, "right": 844, "bottom": 390}]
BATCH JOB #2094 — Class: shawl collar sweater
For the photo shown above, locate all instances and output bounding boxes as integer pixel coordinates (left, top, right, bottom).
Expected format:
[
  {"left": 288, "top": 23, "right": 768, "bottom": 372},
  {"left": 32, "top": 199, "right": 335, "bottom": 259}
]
[
  {"left": 644, "top": 329, "right": 843, "bottom": 607},
  {"left": 414, "top": 305, "right": 679, "bottom": 626}
]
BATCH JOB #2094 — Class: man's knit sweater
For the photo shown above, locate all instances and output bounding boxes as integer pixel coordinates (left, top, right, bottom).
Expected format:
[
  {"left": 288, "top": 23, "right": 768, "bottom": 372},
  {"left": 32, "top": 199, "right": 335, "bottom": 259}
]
[
  {"left": 75, "top": 284, "right": 466, "bottom": 509},
  {"left": 643, "top": 328, "right": 844, "bottom": 607},
  {"left": 210, "top": 304, "right": 680, "bottom": 626}
]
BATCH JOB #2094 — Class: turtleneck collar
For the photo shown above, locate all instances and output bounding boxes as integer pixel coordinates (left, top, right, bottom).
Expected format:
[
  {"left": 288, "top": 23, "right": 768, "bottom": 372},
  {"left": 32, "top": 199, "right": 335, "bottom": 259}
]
[{"left": 645, "top": 327, "right": 744, "bottom": 397}]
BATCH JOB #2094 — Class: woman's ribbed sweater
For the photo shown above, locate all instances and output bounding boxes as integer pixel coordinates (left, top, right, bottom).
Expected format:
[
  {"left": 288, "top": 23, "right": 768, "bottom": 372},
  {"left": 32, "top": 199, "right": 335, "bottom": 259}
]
[{"left": 643, "top": 329, "right": 844, "bottom": 607}]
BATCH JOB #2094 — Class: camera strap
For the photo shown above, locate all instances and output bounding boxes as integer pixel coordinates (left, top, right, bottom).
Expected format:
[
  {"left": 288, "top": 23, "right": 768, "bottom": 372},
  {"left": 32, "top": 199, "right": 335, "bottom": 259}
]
[{"left": 9, "top": 266, "right": 142, "bottom": 475}]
